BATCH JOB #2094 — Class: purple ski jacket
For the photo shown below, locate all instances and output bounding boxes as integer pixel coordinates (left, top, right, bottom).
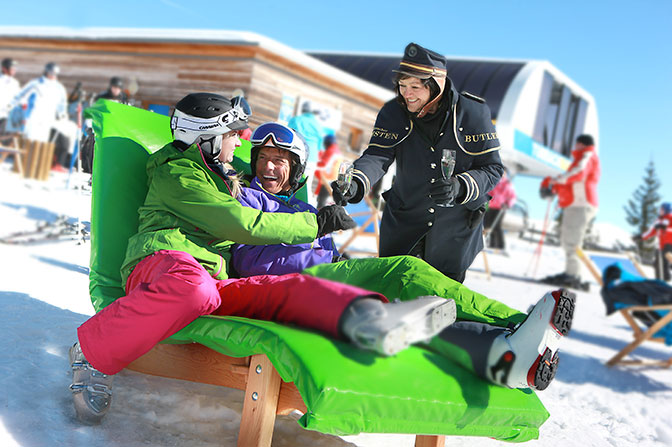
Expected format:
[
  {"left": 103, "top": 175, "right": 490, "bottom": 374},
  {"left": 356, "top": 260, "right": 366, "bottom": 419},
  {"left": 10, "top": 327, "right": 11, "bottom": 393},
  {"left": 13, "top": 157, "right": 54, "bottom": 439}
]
[{"left": 233, "top": 178, "right": 339, "bottom": 276}]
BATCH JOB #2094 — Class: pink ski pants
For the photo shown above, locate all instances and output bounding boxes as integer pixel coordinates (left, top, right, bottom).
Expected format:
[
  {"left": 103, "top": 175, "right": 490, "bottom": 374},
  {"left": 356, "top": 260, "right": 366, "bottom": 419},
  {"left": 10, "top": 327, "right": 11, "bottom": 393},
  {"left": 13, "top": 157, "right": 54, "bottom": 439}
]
[{"left": 78, "top": 250, "right": 384, "bottom": 375}]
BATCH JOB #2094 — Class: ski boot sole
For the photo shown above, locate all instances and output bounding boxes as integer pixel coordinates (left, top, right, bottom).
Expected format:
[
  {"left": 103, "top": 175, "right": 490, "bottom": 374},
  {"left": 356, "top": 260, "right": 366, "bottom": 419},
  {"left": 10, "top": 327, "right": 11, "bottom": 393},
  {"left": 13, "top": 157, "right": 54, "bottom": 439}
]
[
  {"left": 551, "top": 289, "right": 576, "bottom": 336},
  {"left": 528, "top": 348, "right": 559, "bottom": 391}
]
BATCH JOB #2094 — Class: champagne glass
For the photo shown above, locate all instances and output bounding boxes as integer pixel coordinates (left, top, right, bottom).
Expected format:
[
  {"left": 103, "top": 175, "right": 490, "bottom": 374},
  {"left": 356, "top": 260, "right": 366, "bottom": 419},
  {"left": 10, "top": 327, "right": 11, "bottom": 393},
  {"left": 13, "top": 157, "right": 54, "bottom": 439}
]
[
  {"left": 438, "top": 150, "right": 457, "bottom": 207},
  {"left": 337, "top": 161, "right": 353, "bottom": 192}
]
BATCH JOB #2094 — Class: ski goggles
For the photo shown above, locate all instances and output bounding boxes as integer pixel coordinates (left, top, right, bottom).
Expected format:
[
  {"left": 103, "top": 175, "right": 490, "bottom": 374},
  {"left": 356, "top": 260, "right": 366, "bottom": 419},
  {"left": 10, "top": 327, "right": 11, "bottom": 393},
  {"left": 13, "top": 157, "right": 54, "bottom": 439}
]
[
  {"left": 220, "top": 95, "right": 251, "bottom": 128},
  {"left": 251, "top": 122, "right": 300, "bottom": 149}
]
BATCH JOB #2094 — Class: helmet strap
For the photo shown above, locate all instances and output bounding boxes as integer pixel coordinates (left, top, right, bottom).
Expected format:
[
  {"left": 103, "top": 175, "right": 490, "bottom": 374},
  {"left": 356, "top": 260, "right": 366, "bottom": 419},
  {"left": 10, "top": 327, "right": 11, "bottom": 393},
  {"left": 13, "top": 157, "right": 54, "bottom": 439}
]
[
  {"left": 173, "top": 140, "right": 190, "bottom": 151},
  {"left": 199, "top": 135, "right": 223, "bottom": 162}
]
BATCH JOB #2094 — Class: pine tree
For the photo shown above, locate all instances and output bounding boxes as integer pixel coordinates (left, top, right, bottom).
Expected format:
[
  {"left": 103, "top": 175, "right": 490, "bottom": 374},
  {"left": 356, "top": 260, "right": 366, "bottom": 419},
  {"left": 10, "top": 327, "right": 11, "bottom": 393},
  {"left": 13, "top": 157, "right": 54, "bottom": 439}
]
[{"left": 624, "top": 161, "right": 661, "bottom": 256}]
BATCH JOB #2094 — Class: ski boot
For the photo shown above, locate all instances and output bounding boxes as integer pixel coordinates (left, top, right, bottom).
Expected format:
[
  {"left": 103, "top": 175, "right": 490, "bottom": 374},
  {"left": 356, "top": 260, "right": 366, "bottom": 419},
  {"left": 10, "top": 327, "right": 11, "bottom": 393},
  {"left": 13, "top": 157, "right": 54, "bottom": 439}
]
[
  {"left": 486, "top": 289, "right": 575, "bottom": 390},
  {"left": 69, "top": 342, "right": 114, "bottom": 424},
  {"left": 341, "top": 296, "right": 457, "bottom": 356},
  {"left": 540, "top": 273, "right": 589, "bottom": 292}
]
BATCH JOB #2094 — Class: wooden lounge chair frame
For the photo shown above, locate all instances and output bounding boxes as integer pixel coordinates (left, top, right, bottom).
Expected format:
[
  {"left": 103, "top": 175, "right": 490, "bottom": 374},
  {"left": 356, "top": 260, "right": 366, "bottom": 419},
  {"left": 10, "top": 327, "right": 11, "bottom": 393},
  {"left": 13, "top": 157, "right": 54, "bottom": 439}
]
[
  {"left": 127, "top": 343, "right": 445, "bottom": 447},
  {"left": 577, "top": 248, "right": 672, "bottom": 368}
]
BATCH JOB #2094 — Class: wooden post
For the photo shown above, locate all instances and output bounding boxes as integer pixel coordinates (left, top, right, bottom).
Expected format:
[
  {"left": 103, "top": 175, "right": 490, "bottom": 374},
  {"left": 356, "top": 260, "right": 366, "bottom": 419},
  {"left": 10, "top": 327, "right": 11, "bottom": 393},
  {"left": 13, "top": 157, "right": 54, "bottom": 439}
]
[
  {"left": 415, "top": 434, "right": 445, "bottom": 447},
  {"left": 237, "top": 354, "right": 282, "bottom": 447},
  {"left": 481, "top": 249, "right": 491, "bottom": 281},
  {"left": 23, "top": 140, "right": 37, "bottom": 179},
  {"left": 576, "top": 248, "right": 603, "bottom": 286},
  {"left": 39, "top": 141, "right": 56, "bottom": 180}
]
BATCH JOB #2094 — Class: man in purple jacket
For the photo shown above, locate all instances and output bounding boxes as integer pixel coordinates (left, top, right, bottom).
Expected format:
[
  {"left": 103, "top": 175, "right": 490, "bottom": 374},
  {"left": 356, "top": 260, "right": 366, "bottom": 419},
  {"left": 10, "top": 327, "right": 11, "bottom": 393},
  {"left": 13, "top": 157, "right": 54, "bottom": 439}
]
[{"left": 232, "top": 122, "right": 346, "bottom": 276}]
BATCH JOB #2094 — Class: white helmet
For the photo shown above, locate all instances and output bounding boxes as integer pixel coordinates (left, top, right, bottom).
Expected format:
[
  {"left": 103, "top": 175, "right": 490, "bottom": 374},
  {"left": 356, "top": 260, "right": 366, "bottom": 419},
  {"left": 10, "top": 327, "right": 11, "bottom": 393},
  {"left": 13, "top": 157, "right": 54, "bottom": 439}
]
[{"left": 170, "top": 93, "right": 250, "bottom": 159}]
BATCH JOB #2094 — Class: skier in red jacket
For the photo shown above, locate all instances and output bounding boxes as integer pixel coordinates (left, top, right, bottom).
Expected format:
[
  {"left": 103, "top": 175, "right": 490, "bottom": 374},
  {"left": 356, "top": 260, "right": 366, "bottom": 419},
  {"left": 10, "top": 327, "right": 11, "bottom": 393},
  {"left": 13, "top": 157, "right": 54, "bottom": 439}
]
[
  {"left": 639, "top": 202, "right": 672, "bottom": 281},
  {"left": 540, "top": 134, "right": 600, "bottom": 290}
]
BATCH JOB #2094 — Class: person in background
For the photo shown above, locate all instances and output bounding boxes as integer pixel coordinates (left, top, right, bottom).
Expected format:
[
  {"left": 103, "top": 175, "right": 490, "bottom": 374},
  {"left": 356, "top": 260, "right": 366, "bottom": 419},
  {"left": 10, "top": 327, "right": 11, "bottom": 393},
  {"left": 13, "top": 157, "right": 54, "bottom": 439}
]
[
  {"left": 288, "top": 100, "right": 327, "bottom": 195},
  {"left": 94, "top": 76, "right": 128, "bottom": 104},
  {"left": 638, "top": 202, "right": 672, "bottom": 281},
  {"left": 10, "top": 62, "right": 67, "bottom": 143},
  {"left": 314, "top": 134, "right": 343, "bottom": 208},
  {"left": 238, "top": 127, "right": 252, "bottom": 141},
  {"left": 540, "top": 134, "right": 600, "bottom": 290},
  {"left": 232, "top": 121, "right": 576, "bottom": 394},
  {"left": 0, "top": 58, "right": 20, "bottom": 133},
  {"left": 68, "top": 94, "right": 456, "bottom": 425},
  {"left": 484, "top": 168, "right": 516, "bottom": 250},
  {"left": 331, "top": 42, "right": 503, "bottom": 284}
]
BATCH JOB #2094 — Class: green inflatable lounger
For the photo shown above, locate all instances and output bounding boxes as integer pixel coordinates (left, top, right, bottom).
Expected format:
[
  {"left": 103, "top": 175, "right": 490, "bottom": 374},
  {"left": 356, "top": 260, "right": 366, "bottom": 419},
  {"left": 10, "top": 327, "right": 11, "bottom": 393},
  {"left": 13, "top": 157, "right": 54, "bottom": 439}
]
[{"left": 84, "top": 100, "right": 549, "bottom": 446}]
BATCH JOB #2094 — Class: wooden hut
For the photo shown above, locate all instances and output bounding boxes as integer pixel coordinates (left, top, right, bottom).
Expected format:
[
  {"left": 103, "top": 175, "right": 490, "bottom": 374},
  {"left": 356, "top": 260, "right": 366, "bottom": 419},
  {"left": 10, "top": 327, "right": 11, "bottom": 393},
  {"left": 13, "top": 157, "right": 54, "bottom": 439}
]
[{"left": 0, "top": 27, "right": 393, "bottom": 153}]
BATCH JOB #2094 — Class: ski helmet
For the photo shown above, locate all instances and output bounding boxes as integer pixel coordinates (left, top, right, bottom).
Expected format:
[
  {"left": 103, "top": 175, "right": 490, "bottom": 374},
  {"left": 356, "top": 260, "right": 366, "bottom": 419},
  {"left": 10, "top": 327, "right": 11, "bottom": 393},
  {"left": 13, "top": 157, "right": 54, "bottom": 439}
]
[
  {"left": 109, "top": 76, "right": 123, "bottom": 88},
  {"left": 250, "top": 122, "right": 309, "bottom": 191},
  {"left": 1, "top": 58, "right": 16, "bottom": 71},
  {"left": 661, "top": 202, "right": 671, "bottom": 215},
  {"left": 301, "top": 100, "right": 320, "bottom": 115},
  {"left": 170, "top": 93, "right": 250, "bottom": 160},
  {"left": 44, "top": 62, "right": 60, "bottom": 76}
]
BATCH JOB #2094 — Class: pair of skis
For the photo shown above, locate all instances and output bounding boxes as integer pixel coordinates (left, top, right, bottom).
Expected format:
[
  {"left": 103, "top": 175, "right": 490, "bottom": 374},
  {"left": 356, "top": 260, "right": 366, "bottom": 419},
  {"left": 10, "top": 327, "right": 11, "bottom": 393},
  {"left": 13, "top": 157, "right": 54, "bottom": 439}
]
[{"left": 0, "top": 215, "right": 89, "bottom": 245}]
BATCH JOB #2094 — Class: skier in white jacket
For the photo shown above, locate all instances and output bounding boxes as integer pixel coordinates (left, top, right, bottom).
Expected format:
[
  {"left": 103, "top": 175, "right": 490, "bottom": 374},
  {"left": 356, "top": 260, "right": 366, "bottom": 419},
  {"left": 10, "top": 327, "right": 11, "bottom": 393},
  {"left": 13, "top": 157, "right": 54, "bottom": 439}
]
[
  {"left": 0, "top": 58, "right": 20, "bottom": 131},
  {"left": 11, "top": 62, "right": 67, "bottom": 142}
]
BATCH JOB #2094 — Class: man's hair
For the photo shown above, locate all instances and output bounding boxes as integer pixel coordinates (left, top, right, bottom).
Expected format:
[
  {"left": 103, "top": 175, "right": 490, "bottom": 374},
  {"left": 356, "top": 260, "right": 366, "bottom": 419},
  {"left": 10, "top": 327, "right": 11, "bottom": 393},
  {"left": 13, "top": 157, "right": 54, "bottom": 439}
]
[{"left": 576, "top": 134, "right": 594, "bottom": 146}]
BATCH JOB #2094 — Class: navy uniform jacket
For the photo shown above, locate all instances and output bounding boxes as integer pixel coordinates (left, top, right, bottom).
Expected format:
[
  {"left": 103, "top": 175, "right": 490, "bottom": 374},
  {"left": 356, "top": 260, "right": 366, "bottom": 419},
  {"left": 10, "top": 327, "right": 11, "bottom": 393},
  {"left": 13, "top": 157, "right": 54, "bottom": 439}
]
[{"left": 352, "top": 84, "right": 503, "bottom": 274}]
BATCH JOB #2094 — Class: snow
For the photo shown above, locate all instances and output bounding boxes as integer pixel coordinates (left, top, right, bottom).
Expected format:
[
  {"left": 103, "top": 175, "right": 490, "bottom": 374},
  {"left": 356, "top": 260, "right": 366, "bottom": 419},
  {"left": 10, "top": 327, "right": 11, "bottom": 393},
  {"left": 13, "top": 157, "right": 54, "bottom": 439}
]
[{"left": 1, "top": 164, "right": 671, "bottom": 447}]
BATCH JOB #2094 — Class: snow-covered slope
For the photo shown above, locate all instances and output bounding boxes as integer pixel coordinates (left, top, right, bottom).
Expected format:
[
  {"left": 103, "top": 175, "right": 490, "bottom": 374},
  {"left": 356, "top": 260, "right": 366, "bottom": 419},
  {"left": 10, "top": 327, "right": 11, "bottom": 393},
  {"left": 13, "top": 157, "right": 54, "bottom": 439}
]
[{"left": 1, "top": 165, "right": 671, "bottom": 447}]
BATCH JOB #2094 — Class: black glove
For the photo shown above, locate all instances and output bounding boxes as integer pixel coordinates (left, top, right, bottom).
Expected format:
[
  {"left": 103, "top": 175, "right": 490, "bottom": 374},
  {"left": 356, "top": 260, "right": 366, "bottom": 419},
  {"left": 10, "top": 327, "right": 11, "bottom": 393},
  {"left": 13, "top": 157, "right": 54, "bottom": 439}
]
[
  {"left": 316, "top": 205, "right": 356, "bottom": 237},
  {"left": 331, "top": 253, "right": 351, "bottom": 263},
  {"left": 331, "top": 180, "right": 359, "bottom": 206},
  {"left": 429, "top": 177, "right": 461, "bottom": 206},
  {"left": 655, "top": 223, "right": 667, "bottom": 230},
  {"left": 632, "top": 234, "right": 643, "bottom": 243}
]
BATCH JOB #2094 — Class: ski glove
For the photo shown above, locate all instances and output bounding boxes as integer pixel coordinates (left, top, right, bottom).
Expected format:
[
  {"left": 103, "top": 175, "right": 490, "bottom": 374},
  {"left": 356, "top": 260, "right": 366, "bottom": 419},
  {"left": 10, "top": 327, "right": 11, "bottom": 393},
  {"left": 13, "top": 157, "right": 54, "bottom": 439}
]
[
  {"left": 332, "top": 253, "right": 351, "bottom": 263},
  {"left": 316, "top": 205, "right": 356, "bottom": 237},
  {"left": 429, "top": 177, "right": 461, "bottom": 207},
  {"left": 331, "top": 180, "right": 359, "bottom": 206}
]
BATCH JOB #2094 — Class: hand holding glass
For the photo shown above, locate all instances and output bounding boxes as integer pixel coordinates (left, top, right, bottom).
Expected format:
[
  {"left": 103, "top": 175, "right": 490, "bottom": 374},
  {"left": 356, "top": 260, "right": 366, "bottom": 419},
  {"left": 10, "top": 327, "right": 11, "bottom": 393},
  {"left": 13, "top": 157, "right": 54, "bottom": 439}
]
[
  {"left": 438, "top": 149, "right": 457, "bottom": 207},
  {"left": 336, "top": 161, "right": 353, "bottom": 193}
]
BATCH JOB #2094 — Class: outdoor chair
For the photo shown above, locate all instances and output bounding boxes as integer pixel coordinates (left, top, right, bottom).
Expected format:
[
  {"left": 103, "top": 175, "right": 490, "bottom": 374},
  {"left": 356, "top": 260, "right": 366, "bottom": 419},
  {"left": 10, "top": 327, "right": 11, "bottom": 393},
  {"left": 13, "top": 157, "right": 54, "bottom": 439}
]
[
  {"left": 578, "top": 248, "right": 672, "bottom": 368},
  {"left": 83, "top": 100, "right": 550, "bottom": 446}
]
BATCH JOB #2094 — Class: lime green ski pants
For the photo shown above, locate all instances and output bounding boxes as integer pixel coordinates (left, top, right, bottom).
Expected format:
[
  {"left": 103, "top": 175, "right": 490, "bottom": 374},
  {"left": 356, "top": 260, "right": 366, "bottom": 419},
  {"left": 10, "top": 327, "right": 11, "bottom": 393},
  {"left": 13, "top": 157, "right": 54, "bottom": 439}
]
[{"left": 303, "top": 255, "right": 526, "bottom": 328}]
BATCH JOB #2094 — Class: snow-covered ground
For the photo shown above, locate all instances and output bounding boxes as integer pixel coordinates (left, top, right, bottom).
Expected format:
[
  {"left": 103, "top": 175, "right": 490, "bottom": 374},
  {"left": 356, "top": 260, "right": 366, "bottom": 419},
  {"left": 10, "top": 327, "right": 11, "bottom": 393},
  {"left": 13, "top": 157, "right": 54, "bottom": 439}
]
[{"left": 1, "top": 164, "right": 671, "bottom": 447}]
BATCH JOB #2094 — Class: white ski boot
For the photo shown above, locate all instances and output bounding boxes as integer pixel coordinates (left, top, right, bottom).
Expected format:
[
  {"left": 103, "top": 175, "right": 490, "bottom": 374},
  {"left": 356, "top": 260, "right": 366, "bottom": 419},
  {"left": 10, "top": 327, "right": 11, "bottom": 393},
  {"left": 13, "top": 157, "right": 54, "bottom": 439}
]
[
  {"left": 69, "top": 342, "right": 114, "bottom": 424},
  {"left": 486, "top": 289, "right": 575, "bottom": 390},
  {"left": 341, "top": 296, "right": 457, "bottom": 356}
]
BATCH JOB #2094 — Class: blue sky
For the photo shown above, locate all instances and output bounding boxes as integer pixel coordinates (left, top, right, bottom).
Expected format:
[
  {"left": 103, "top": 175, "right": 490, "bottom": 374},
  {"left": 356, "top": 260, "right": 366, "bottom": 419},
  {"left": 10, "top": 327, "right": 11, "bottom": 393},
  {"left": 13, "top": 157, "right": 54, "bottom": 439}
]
[{"left": 4, "top": 0, "right": 671, "bottom": 233}]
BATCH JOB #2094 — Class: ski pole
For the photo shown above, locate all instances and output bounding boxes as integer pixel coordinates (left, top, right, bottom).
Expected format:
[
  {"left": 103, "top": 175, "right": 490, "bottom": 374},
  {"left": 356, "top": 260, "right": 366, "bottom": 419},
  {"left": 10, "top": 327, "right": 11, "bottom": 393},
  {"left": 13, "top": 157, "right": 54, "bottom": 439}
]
[
  {"left": 526, "top": 198, "right": 553, "bottom": 277},
  {"left": 483, "top": 207, "right": 505, "bottom": 247}
]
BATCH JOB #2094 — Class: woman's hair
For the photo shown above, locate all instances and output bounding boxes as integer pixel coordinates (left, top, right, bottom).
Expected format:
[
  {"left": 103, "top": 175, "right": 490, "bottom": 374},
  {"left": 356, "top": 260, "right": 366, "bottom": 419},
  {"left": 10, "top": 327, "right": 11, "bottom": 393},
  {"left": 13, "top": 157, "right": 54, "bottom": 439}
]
[
  {"left": 393, "top": 73, "right": 441, "bottom": 107},
  {"left": 223, "top": 163, "right": 243, "bottom": 198}
]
